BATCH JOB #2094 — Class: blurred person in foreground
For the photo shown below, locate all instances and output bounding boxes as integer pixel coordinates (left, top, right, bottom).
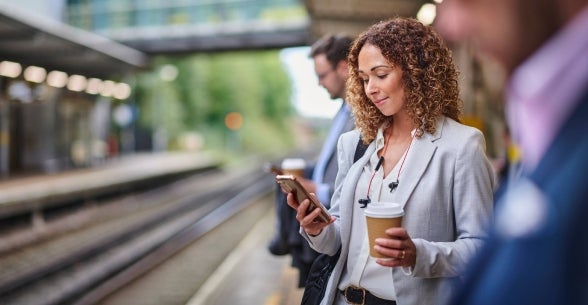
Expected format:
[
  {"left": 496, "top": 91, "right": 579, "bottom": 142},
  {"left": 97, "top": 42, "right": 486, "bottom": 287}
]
[
  {"left": 492, "top": 126, "right": 522, "bottom": 200},
  {"left": 436, "top": 0, "right": 588, "bottom": 304},
  {"left": 268, "top": 34, "right": 355, "bottom": 287},
  {"left": 287, "top": 17, "right": 494, "bottom": 305}
]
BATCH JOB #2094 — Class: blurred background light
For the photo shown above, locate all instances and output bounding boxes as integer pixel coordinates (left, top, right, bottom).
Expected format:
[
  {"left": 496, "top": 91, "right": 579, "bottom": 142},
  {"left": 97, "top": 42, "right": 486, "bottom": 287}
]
[
  {"left": 67, "top": 74, "right": 87, "bottom": 92},
  {"left": 100, "top": 80, "right": 116, "bottom": 97},
  {"left": 113, "top": 82, "right": 132, "bottom": 100},
  {"left": 86, "top": 78, "right": 103, "bottom": 95},
  {"left": 0, "top": 61, "right": 22, "bottom": 78},
  {"left": 47, "top": 70, "right": 68, "bottom": 88},
  {"left": 23, "top": 66, "right": 46, "bottom": 83},
  {"left": 159, "top": 64, "right": 179, "bottom": 82},
  {"left": 225, "top": 112, "right": 243, "bottom": 130},
  {"left": 417, "top": 3, "right": 437, "bottom": 25}
]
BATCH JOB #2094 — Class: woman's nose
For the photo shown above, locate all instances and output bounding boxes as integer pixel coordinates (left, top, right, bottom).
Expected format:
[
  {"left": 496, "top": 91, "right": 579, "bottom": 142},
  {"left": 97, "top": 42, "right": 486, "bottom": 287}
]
[{"left": 365, "top": 80, "right": 378, "bottom": 95}]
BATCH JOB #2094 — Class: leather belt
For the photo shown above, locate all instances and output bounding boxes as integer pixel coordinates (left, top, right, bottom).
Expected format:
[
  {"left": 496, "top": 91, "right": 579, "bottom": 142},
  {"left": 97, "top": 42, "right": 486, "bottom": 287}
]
[{"left": 340, "top": 286, "right": 397, "bottom": 305}]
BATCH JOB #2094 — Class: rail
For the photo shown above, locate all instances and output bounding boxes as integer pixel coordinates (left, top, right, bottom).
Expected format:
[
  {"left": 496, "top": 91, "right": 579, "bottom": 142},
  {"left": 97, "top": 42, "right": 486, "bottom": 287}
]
[{"left": 0, "top": 166, "right": 273, "bottom": 305}]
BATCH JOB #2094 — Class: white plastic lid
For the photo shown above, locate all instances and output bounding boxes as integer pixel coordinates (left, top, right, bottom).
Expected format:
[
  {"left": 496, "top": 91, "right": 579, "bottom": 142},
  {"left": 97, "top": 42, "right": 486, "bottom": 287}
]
[
  {"left": 364, "top": 202, "right": 404, "bottom": 218},
  {"left": 281, "top": 158, "right": 306, "bottom": 170}
]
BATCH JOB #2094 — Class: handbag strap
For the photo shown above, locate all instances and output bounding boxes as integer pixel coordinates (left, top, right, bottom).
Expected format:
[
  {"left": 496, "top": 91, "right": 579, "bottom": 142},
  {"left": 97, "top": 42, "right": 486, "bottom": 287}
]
[
  {"left": 354, "top": 137, "right": 368, "bottom": 163},
  {"left": 349, "top": 135, "right": 370, "bottom": 285}
]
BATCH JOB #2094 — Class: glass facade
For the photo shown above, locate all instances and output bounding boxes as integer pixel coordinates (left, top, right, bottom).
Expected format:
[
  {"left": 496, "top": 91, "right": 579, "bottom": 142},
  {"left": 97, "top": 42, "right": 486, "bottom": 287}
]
[{"left": 66, "top": 0, "right": 307, "bottom": 36}]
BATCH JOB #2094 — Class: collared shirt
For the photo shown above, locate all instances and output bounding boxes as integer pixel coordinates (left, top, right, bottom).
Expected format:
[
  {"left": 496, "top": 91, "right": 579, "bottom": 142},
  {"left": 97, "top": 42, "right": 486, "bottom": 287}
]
[
  {"left": 506, "top": 6, "right": 588, "bottom": 171},
  {"left": 312, "top": 103, "right": 351, "bottom": 206}
]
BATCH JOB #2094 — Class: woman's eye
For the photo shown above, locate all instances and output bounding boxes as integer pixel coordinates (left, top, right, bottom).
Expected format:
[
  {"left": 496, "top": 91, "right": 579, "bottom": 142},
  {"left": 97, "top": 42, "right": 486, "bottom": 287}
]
[
  {"left": 361, "top": 79, "right": 369, "bottom": 84},
  {"left": 377, "top": 74, "right": 388, "bottom": 79}
]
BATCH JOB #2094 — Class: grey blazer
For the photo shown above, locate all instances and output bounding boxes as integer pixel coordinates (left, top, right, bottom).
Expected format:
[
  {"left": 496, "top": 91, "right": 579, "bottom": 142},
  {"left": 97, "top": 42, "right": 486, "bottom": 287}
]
[
  {"left": 320, "top": 109, "right": 356, "bottom": 206},
  {"left": 303, "top": 117, "right": 494, "bottom": 305}
]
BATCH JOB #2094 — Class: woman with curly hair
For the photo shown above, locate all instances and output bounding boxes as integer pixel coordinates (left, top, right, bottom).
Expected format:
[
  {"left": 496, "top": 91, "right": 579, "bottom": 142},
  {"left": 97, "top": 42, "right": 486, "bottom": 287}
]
[{"left": 287, "top": 17, "right": 494, "bottom": 305}]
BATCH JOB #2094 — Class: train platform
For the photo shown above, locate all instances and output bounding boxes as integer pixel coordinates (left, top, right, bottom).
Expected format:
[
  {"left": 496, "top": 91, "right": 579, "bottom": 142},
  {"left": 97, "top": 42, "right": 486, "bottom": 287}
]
[
  {"left": 184, "top": 204, "right": 305, "bottom": 305},
  {"left": 0, "top": 151, "right": 220, "bottom": 219}
]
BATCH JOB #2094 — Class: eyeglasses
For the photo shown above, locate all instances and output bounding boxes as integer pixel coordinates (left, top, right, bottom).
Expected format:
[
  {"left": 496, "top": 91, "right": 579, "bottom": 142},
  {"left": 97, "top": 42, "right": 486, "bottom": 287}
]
[{"left": 316, "top": 69, "right": 335, "bottom": 81}]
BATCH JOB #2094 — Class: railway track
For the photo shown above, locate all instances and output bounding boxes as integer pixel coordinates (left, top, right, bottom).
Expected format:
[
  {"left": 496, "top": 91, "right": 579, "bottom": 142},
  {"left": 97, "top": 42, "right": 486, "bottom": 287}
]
[{"left": 0, "top": 166, "right": 274, "bottom": 305}]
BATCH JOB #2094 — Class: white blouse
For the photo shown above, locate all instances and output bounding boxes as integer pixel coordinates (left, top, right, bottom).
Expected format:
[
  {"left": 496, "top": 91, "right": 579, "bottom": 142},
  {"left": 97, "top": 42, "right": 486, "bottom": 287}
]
[{"left": 337, "top": 127, "right": 415, "bottom": 300}]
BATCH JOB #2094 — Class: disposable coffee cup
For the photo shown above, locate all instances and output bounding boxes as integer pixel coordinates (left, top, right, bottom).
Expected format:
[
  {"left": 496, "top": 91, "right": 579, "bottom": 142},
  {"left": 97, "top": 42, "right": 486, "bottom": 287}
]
[
  {"left": 364, "top": 202, "right": 404, "bottom": 258},
  {"left": 281, "top": 158, "right": 306, "bottom": 177}
]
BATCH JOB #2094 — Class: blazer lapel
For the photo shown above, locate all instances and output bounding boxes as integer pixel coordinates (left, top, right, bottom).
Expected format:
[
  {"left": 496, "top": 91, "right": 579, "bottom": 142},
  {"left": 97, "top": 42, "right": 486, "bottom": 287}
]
[
  {"left": 338, "top": 137, "right": 376, "bottom": 252},
  {"left": 393, "top": 118, "right": 443, "bottom": 209}
]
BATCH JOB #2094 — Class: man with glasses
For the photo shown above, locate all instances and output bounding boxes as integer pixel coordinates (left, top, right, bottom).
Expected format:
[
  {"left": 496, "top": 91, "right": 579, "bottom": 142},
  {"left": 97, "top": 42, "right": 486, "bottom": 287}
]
[{"left": 268, "top": 34, "right": 355, "bottom": 288}]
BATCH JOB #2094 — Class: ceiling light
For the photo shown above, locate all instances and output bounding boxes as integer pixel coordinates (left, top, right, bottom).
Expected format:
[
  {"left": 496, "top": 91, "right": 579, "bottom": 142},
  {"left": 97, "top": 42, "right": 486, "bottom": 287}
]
[
  {"left": 86, "top": 78, "right": 103, "bottom": 95},
  {"left": 100, "top": 80, "right": 116, "bottom": 97},
  {"left": 0, "top": 61, "right": 22, "bottom": 78},
  {"left": 67, "top": 74, "right": 87, "bottom": 92},
  {"left": 47, "top": 70, "right": 68, "bottom": 88},
  {"left": 23, "top": 66, "right": 47, "bottom": 83},
  {"left": 113, "top": 82, "right": 132, "bottom": 100}
]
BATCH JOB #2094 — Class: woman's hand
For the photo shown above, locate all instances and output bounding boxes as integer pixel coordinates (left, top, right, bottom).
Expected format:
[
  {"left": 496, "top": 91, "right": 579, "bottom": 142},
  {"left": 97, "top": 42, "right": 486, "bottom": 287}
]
[
  {"left": 286, "top": 192, "right": 335, "bottom": 236},
  {"left": 374, "top": 227, "right": 417, "bottom": 268}
]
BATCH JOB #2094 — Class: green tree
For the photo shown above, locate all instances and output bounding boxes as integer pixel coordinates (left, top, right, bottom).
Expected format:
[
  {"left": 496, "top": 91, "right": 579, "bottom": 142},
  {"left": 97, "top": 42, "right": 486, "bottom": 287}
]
[{"left": 134, "top": 50, "right": 296, "bottom": 160}]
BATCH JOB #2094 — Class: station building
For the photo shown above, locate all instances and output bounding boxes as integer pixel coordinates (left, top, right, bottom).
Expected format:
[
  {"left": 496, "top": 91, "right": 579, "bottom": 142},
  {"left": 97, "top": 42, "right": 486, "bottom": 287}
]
[{"left": 0, "top": 2, "right": 148, "bottom": 178}]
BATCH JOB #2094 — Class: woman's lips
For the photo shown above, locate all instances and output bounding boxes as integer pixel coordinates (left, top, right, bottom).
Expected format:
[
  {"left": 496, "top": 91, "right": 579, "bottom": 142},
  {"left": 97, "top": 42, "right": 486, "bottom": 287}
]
[{"left": 373, "top": 97, "right": 388, "bottom": 107}]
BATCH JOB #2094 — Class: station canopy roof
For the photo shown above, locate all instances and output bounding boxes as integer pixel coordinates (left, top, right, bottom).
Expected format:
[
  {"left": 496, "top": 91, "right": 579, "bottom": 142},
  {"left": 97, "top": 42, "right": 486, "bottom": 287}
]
[
  {"left": 304, "top": 0, "right": 430, "bottom": 39},
  {"left": 0, "top": 3, "right": 148, "bottom": 80}
]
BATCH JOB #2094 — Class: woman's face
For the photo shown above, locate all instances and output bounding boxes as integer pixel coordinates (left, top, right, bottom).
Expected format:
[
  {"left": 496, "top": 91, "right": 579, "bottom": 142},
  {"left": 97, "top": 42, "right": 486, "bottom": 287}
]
[{"left": 357, "top": 43, "right": 405, "bottom": 116}]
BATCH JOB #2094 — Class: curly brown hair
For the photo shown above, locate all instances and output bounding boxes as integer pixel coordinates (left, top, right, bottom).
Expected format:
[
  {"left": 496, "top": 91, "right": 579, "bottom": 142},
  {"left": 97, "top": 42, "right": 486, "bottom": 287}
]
[{"left": 347, "top": 17, "right": 462, "bottom": 144}]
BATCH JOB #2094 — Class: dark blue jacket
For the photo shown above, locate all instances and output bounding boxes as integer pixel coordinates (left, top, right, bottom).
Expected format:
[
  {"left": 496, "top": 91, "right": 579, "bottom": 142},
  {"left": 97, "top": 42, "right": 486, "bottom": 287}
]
[{"left": 450, "top": 89, "right": 588, "bottom": 305}]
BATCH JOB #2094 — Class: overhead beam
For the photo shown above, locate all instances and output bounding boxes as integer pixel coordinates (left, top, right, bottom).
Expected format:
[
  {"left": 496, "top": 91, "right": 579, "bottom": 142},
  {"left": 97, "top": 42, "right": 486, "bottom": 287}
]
[
  {"left": 106, "top": 19, "right": 312, "bottom": 54},
  {"left": 303, "top": 0, "right": 429, "bottom": 39},
  {"left": 0, "top": 3, "right": 148, "bottom": 79}
]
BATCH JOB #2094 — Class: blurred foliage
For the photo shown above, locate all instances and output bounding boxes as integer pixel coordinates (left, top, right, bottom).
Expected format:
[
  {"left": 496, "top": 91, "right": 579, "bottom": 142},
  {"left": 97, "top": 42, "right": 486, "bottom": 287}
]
[{"left": 133, "top": 50, "right": 297, "bottom": 160}]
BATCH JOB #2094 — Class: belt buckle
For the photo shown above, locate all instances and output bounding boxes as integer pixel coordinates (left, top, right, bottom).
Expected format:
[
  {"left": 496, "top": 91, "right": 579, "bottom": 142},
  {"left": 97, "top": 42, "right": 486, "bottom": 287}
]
[{"left": 343, "top": 285, "right": 366, "bottom": 305}]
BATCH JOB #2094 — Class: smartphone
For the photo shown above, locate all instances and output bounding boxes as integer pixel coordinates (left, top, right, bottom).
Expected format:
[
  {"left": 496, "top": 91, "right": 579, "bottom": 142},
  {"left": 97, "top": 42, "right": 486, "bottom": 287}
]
[{"left": 275, "top": 174, "right": 331, "bottom": 223}]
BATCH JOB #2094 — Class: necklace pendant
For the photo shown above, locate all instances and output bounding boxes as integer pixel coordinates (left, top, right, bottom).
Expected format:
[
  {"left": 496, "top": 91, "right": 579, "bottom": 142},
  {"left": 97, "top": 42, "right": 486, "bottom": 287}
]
[{"left": 389, "top": 180, "right": 399, "bottom": 192}]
